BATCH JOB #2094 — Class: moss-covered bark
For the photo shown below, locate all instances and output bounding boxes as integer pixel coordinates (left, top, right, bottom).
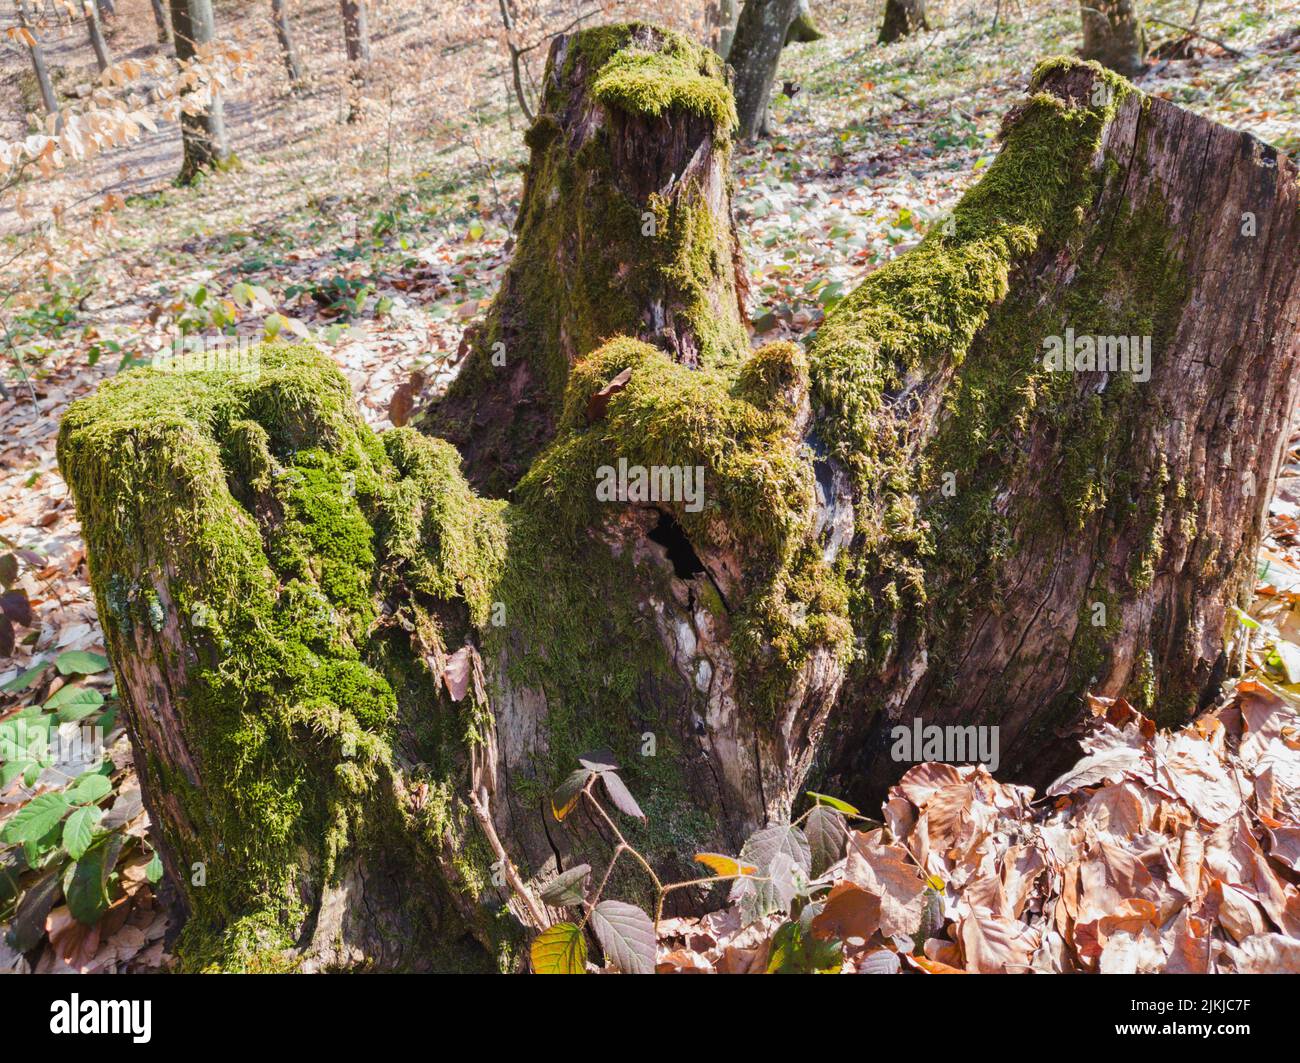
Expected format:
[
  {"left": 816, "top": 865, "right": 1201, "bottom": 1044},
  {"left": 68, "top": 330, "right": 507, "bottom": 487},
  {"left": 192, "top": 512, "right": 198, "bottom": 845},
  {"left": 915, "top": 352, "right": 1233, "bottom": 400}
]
[
  {"left": 813, "top": 59, "right": 1300, "bottom": 801},
  {"left": 57, "top": 346, "right": 517, "bottom": 970},
  {"left": 785, "top": 0, "right": 824, "bottom": 45},
  {"left": 425, "top": 23, "right": 748, "bottom": 497}
]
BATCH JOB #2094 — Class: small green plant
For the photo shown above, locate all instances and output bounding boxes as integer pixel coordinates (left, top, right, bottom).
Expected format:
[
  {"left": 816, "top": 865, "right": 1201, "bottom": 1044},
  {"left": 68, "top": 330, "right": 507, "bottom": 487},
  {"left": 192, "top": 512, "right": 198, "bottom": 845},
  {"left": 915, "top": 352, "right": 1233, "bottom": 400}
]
[
  {"left": 0, "top": 647, "right": 148, "bottom": 953},
  {"left": 531, "top": 753, "right": 871, "bottom": 974},
  {"left": 285, "top": 275, "right": 375, "bottom": 321}
]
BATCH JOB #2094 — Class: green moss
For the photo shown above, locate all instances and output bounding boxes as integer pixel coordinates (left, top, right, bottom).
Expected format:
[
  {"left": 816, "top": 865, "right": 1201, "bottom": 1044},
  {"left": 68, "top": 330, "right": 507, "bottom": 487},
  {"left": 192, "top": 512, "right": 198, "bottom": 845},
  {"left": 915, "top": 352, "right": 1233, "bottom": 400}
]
[
  {"left": 587, "top": 25, "right": 738, "bottom": 131},
  {"left": 377, "top": 428, "right": 507, "bottom": 627},
  {"left": 498, "top": 337, "right": 851, "bottom": 837}
]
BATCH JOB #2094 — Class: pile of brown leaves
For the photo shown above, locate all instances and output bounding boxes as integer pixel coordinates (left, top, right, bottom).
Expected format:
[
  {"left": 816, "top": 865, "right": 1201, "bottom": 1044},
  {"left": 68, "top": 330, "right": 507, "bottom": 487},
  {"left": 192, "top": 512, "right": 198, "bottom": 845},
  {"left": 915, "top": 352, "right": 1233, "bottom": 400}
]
[{"left": 658, "top": 682, "right": 1300, "bottom": 974}]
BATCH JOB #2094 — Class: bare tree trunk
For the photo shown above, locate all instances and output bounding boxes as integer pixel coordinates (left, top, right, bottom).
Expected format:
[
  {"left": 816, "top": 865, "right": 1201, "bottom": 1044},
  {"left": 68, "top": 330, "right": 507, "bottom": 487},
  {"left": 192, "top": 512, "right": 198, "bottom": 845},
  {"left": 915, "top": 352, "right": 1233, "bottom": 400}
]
[
  {"left": 272, "top": 0, "right": 303, "bottom": 87},
  {"left": 729, "top": 0, "right": 800, "bottom": 141},
  {"left": 879, "top": 0, "right": 928, "bottom": 44},
  {"left": 169, "top": 0, "right": 230, "bottom": 183},
  {"left": 83, "top": 1, "right": 111, "bottom": 72},
  {"left": 60, "top": 46, "right": 1300, "bottom": 973},
  {"left": 16, "top": 4, "right": 59, "bottom": 116},
  {"left": 96, "top": 0, "right": 114, "bottom": 17},
  {"left": 151, "top": 0, "right": 172, "bottom": 45},
  {"left": 1080, "top": 0, "right": 1145, "bottom": 76},
  {"left": 339, "top": 0, "right": 369, "bottom": 122},
  {"left": 717, "top": 0, "right": 737, "bottom": 56}
]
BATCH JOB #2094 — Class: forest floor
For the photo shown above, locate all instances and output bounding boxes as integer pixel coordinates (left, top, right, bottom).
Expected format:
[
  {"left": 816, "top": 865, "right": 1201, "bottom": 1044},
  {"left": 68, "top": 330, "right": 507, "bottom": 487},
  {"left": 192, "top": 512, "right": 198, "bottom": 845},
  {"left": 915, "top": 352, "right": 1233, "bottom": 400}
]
[{"left": 1, "top": 0, "right": 1298, "bottom": 973}]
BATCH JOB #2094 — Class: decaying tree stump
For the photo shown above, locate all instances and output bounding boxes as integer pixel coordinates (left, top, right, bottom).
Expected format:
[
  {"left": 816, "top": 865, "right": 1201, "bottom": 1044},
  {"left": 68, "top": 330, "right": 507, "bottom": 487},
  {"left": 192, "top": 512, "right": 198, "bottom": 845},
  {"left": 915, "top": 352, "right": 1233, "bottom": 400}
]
[
  {"left": 59, "top": 34, "right": 1300, "bottom": 972},
  {"left": 817, "top": 59, "right": 1300, "bottom": 803},
  {"left": 425, "top": 23, "right": 749, "bottom": 495}
]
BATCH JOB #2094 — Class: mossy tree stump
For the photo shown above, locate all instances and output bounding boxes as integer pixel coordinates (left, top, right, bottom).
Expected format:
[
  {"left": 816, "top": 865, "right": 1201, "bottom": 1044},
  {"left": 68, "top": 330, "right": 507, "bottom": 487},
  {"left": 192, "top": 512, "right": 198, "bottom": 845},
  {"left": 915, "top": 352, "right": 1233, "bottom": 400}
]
[
  {"left": 818, "top": 59, "right": 1300, "bottom": 802},
  {"left": 425, "top": 23, "right": 749, "bottom": 496},
  {"left": 60, "top": 43, "right": 1300, "bottom": 971}
]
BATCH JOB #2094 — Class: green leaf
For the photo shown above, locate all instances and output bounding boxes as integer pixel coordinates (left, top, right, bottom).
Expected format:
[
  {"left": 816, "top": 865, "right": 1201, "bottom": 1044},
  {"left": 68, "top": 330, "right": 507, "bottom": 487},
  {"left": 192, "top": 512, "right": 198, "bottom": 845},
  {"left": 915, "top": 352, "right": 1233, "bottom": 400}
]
[
  {"left": 806, "top": 791, "right": 860, "bottom": 816},
  {"left": 0, "top": 759, "right": 36, "bottom": 788},
  {"left": 67, "top": 772, "right": 111, "bottom": 805},
  {"left": 806, "top": 805, "right": 849, "bottom": 877},
  {"left": 767, "top": 914, "right": 844, "bottom": 974},
  {"left": 589, "top": 900, "right": 656, "bottom": 975},
  {"left": 1, "top": 660, "right": 50, "bottom": 692},
  {"left": 55, "top": 650, "right": 111, "bottom": 676},
  {"left": 538, "top": 863, "right": 591, "bottom": 907},
  {"left": 732, "top": 822, "right": 812, "bottom": 925},
  {"left": 0, "top": 792, "right": 69, "bottom": 845},
  {"left": 530, "top": 922, "right": 587, "bottom": 974},
  {"left": 44, "top": 684, "right": 105, "bottom": 721},
  {"left": 63, "top": 833, "right": 123, "bottom": 925},
  {"left": 1232, "top": 607, "right": 1260, "bottom": 630},
  {"left": 146, "top": 850, "right": 163, "bottom": 885},
  {"left": 62, "top": 805, "right": 101, "bottom": 860}
]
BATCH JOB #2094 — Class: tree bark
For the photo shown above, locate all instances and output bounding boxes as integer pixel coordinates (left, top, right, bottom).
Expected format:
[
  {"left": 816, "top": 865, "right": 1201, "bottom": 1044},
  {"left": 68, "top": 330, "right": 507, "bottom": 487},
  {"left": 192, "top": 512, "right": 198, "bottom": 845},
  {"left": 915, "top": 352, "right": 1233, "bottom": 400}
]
[
  {"left": 17, "top": 6, "right": 59, "bottom": 116},
  {"left": 84, "top": 2, "right": 111, "bottom": 73},
  {"left": 272, "top": 0, "right": 303, "bottom": 87},
  {"left": 60, "top": 46, "right": 1300, "bottom": 973},
  {"left": 151, "top": 0, "right": 173, "bottom": 45},
  {"left": 717, "top": 0, "right": 737, "bottom": 57},
  {"left": 169, "top": 0, "right": 230, "bottom": 184},
  {"left": 1080, "top": 0, "right": 1145, "bottom": 76},
  {"left": 339, "top": 0, "right": 369, "bottom": 122},
  {"left": 729, "top": 0, "right": 800, "bottom": 141},
  {"left": 96, "top": 0, "right": 115, "bottom": 17},
  {"left": 879, "top": 0, "right": 928, "bottom": 44}
]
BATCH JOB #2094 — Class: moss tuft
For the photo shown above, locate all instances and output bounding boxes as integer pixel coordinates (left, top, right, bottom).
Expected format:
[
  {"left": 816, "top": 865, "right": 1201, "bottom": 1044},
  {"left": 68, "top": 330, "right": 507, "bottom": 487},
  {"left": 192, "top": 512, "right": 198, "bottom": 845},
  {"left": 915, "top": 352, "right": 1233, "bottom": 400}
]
[{"left": 588, "top": 27, "right": 738, "bottom": 131}]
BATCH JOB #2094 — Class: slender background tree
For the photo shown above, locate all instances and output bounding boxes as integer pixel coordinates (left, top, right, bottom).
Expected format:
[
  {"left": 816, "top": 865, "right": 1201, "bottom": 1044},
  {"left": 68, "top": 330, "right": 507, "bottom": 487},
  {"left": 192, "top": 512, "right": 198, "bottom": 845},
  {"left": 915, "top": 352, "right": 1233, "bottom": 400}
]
[
  {"left": 170, "top": 0, "right": 230, "bottom": 183},
  {"left": 729, "top": 0, "right": 800, "bottom": 140}
]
